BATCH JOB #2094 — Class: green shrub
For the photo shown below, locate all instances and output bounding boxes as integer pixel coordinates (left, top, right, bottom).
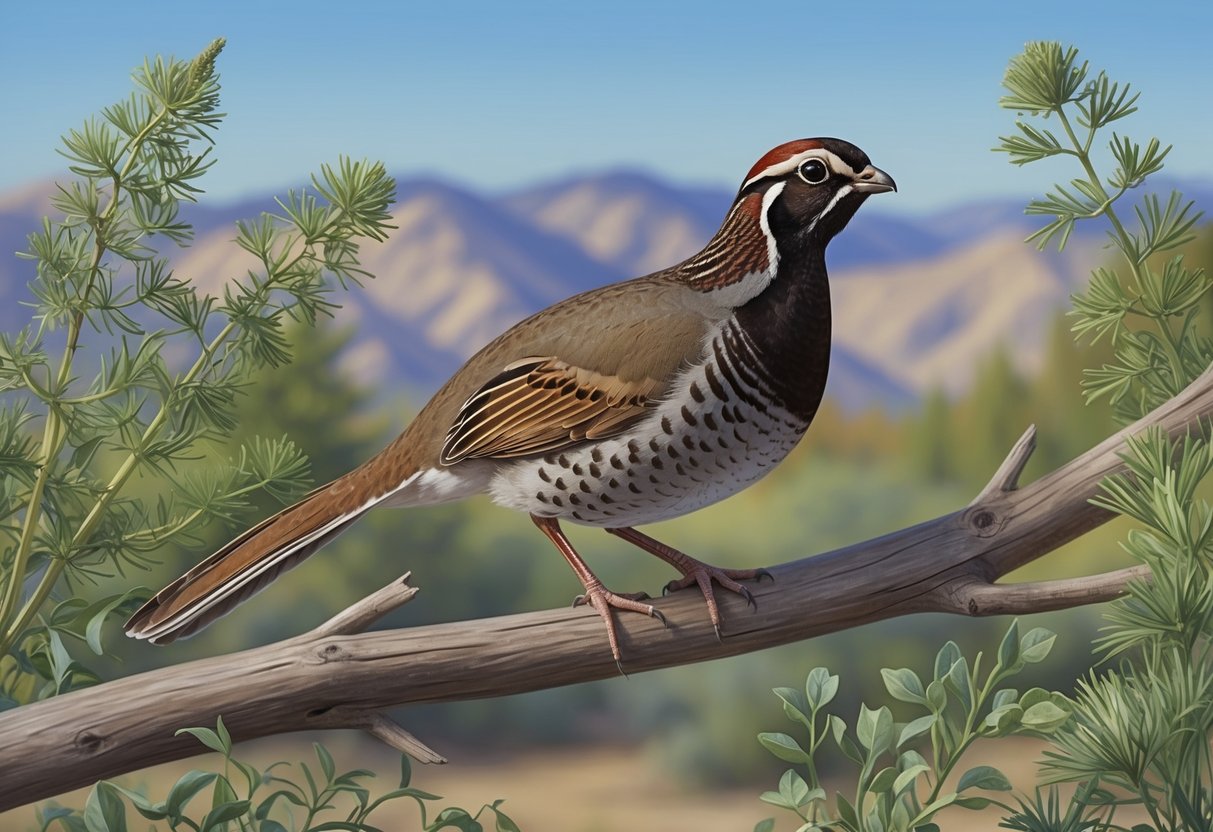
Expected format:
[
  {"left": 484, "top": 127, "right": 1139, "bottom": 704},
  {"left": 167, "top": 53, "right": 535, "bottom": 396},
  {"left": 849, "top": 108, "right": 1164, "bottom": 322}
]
[
  {"left": 1, "top": 38, "right": 517, "bottom": 832},
  {"left": 756, "top": 40, "right": 1213, "bottom": 832},
  {"left": 34, "top": 718, "right": 519, "bottom": 832}
]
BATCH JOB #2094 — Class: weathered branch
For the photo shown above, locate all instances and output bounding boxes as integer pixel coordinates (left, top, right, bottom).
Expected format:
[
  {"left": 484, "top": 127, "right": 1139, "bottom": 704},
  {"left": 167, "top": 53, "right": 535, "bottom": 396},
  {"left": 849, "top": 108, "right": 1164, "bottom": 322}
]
[
  {"left": 974, "top": 423, "right": 1038, "bottom": 503},
  {"left": 2, "top": 365, "right": 1212, "bottom": 811},
  {"left": 313, "top": 570, "right": 419, "bottom": 638},
  {"left": 931, "top": 565, "right": 1152, "bottom": 616},
  {"left": 309, "top": 701, "right": 446, "bottom": 764}
]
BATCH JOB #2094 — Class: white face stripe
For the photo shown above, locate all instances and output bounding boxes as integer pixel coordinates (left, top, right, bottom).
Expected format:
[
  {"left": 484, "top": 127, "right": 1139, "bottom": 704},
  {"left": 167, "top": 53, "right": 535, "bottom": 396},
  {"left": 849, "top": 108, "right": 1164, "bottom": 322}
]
[
  {"left": 806, "top": 184, "right": 853, "bottom": 235},
  {"left": 758, "top": 180, "right": 784, "bottom": 271},
  {"left": 742, "top": 148, "right": 858, "bottom": 190}
]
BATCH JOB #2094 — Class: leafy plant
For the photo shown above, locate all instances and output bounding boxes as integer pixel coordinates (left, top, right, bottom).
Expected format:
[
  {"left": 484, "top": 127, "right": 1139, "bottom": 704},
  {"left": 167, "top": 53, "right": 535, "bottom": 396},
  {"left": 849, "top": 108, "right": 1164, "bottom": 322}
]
[
  {"left": 991, "top": 41, "right": 1213, "bottom": 832},
  {"left": 755, "top": 40, "right": 1213, "bottom": 832},
  {"left": 753, "top": 620, "right": 1068, "bottom": 832},
  {"left": 3, "top": 39, "right": 520, "bottom": 832},
  {"left": 33, "top": 718, "right": 520, "bottom": 832},
  {"left": 999, "top": 781, "right": 1114, "bottom": 832},
  {"left": 1004, "top": 426, "right": 1213, "bottom": 832},
  {"left": 0, "top": 38, "right": 395, "bottom": 707},
  {"left": 996, "top": 41, "right": 1208, "bottom": 424}
]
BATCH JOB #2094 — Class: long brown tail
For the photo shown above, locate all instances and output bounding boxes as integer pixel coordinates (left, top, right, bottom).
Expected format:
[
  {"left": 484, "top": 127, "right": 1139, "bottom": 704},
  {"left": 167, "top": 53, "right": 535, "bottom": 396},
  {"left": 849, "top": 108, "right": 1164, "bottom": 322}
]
[{"left": 124, "top": 475, "right": 387, "bottom": 644}]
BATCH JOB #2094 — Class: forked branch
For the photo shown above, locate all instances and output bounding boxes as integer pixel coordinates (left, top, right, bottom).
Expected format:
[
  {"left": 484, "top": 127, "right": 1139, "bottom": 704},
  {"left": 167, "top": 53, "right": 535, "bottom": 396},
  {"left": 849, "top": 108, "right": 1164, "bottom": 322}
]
[{"left": 2, "top": 365, "right": 1211, "bottom": 811}]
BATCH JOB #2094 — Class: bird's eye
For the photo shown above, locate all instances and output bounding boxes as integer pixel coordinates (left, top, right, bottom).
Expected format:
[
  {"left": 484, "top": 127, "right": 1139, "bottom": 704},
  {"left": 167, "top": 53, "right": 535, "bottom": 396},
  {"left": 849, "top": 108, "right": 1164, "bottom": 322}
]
[{"left": 797, "top": 159, "right": 829, "bottom": 185}]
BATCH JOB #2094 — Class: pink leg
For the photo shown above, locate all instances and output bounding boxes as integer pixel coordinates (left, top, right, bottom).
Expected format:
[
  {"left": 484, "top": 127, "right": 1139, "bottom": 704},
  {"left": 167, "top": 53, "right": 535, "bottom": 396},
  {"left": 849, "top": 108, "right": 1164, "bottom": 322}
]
[
  {"left": 606, "top": 526, "right": 771, "bottom": 639},
  {"left": 532, "top": 516, "right": 665, "bottom": 666}
]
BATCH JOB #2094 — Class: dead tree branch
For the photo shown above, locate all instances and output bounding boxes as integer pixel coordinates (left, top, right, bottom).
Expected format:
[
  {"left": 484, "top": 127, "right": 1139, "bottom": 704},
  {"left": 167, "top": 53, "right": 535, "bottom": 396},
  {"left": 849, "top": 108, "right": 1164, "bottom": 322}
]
[{"left": 2, "top": 365, "right": 1212, "bottom": 811}]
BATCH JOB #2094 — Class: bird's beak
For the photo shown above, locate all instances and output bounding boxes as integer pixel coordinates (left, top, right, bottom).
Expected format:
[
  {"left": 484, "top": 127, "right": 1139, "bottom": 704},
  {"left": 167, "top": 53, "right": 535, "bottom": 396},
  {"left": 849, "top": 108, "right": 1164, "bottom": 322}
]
[{"left": 851, "top": 165, "right": 897, "bottom": 194}]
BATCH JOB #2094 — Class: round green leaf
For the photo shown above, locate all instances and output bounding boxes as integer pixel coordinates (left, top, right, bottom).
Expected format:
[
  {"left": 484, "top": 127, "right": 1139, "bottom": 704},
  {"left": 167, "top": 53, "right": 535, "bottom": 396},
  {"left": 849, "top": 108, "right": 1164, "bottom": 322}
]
[
  {"left": 857, "top": 705, "right": 894, "bottom": 754},
  {"left": 1020, "top": 629, "right": 1057, "bottom": 663},
  {"left": 774, "top": 687, "right": 812, "bottom": 727},
  {"left": 957, "top": 765, "right": 1012, "bottom": 792},
  {"left": 779, "top": 769, "right": 811, "bottom": 807},
  {"left": 982, "top": 704, "right": 1023, "bottom": 736},
  {"left": 882, "top": 668, "right": 927, "bottom": 704},
  {"left": 898, "top": 714, "right": 936, "bottom": 747},
  {"left": 869, "top": 766, "right": 899, "bottom": 793},
  {"left": 758, "top": 732, "right": 810, "bottom": 764},
  {"left": 1020, "top": 701, "right": 1070, "bottom": 732},
  {"left": 805, "top": 668, "right": 839, "bottom": 709},
  {"left": 83, "top": 782, "right": 127, "bottom": 832}
]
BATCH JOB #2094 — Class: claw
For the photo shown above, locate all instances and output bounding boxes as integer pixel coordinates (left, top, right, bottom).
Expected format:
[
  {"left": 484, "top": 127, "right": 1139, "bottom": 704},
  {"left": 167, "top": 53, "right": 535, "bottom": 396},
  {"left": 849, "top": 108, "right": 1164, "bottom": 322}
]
[
  {"left": 575, "top": 589, "right": 649, "bottom": 606},
  {"left": 755, "top": 568, "right": 775, "bottom": 583},
  {"left": 575, "top": 584, "right": 665, "bottom": 666},
  {"left": 660, "top": 562, "right": 767, "bottom": 634},
  {"left": 740, "top": 585, "right": 757, "bottom": 611}
]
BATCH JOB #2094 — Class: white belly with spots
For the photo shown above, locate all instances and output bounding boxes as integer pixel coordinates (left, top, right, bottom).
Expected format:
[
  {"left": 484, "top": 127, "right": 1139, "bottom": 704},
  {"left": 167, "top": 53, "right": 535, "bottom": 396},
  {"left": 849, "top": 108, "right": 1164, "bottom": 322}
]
[{"left": 488, "top": 342, "right": 807, "bottom": 527}]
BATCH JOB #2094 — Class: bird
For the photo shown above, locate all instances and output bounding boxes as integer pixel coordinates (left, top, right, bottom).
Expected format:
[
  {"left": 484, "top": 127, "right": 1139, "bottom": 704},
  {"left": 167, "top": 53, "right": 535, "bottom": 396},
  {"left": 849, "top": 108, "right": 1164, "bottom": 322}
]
[{"left": 125, "top": 138, "right": 895, "bottom": 663}]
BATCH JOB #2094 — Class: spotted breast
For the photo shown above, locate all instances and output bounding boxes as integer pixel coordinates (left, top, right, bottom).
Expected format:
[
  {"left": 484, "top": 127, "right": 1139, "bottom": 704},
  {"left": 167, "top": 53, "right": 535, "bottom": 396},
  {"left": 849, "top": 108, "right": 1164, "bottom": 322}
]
[{"left": 490, "top": 318, "right": 809, "bottom": 527}]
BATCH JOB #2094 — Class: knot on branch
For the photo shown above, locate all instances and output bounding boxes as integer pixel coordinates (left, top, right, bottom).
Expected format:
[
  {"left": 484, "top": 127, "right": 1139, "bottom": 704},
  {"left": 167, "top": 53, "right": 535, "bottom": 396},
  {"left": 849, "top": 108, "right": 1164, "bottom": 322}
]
[
  {"left": 962, "top": 506, "right": 1004, "bottom": 538},
  {"left": 74, "top": 730, "right": 106, "bottom": 754},
  {"left": 316, "top": 641, "right": 351, "bottom": 663}
]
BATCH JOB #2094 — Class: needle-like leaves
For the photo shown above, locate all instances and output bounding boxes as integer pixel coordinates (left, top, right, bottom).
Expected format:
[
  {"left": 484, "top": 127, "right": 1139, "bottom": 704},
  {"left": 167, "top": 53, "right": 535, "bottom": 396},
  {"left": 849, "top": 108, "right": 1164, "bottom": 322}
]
[
  {"left": 998, "top": 41, "right": 1213, "bottom": 831},
  {"left": 0, "top": 38, "right": 395, "bottom": 711}
]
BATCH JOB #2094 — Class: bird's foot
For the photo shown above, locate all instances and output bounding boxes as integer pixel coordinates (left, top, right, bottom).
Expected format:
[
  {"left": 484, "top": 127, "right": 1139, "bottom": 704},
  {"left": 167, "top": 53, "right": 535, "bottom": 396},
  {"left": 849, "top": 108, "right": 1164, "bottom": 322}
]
[
  {"left": 573, "top": 579, "right": 666, "bottom": 667},
  {"left": 605, "top": 526, "right": 772, "bottom": 641},
  {"left": 663, "top": 562, "right": 773, "bottom": 640},
  {"left": 571, "top": 589, "right": 651, "bottom": 606}
]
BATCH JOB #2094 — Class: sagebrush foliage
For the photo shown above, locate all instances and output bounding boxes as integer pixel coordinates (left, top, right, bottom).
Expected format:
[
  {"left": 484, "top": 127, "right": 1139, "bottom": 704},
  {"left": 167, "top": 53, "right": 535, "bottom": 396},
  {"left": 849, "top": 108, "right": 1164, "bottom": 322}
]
[
  {"left": 997, "top": 42, "right": 1213, "bottom": 832},
  {"left": 0, "top": 37, "right": 517, "bottom": 832},
  {"left": 756, "top": 41, "right": 1213, "bottom": 832},
  {"left": 998, "top": 41, "right": 1207, "bottom": 424},
  {"left": 0, "top": 38, "right": 395, "bottom": 706}
]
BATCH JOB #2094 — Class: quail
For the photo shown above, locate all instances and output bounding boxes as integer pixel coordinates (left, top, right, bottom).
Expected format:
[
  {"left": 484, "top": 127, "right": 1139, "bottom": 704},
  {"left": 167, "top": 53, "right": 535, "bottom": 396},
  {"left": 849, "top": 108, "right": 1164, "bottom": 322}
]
[{"left": 126, "top": 138, "right": 896, "bottom": 662}]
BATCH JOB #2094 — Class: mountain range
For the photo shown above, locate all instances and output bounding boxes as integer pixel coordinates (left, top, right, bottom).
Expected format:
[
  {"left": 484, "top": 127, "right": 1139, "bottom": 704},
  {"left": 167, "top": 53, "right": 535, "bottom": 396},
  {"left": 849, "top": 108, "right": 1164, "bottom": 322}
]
[{"left": 2, "top": 170, "right": 1210, "bottom": 411}]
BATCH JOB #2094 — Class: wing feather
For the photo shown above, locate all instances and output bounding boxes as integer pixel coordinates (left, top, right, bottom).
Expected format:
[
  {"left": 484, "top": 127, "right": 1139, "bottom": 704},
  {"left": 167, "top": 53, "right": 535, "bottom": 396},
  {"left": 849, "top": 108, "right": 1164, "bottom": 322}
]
[{"left": 440, "top": 357, "right": 662, "bottom": 463}]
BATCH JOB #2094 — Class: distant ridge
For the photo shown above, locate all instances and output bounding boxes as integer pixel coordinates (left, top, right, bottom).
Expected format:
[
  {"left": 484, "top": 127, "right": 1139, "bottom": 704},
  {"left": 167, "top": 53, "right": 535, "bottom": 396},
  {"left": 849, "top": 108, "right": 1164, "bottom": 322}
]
[{"left": 2, "top": 171, "right": 1209, "bottom": 408}]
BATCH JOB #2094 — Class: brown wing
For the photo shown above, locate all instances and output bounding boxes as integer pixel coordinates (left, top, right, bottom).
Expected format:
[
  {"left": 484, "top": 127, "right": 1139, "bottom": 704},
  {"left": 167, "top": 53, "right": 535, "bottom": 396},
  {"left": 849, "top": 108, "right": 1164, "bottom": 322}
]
[
  {"left": 440, "top": 356, "right": 662, "bottom": 463},
  {"left": 397, "top": 276, "right": 720, "bottom": 470}
]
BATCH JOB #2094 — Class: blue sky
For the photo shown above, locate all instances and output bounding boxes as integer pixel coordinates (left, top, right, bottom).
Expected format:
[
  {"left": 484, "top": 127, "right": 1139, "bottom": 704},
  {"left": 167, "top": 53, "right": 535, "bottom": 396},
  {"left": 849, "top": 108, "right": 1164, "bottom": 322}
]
[{"left": 2, "top": 0, "right": 1210, "bottom": 215}]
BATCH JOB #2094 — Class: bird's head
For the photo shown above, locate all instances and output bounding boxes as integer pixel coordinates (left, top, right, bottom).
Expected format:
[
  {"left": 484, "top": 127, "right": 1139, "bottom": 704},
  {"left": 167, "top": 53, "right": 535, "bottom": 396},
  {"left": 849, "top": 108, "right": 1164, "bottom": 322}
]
[
  {"left": 673, "top": 138, "right": 894, "bottom": 306},
  {"left": 740, "top": 138, "right": 895, "bottom": 248}
]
